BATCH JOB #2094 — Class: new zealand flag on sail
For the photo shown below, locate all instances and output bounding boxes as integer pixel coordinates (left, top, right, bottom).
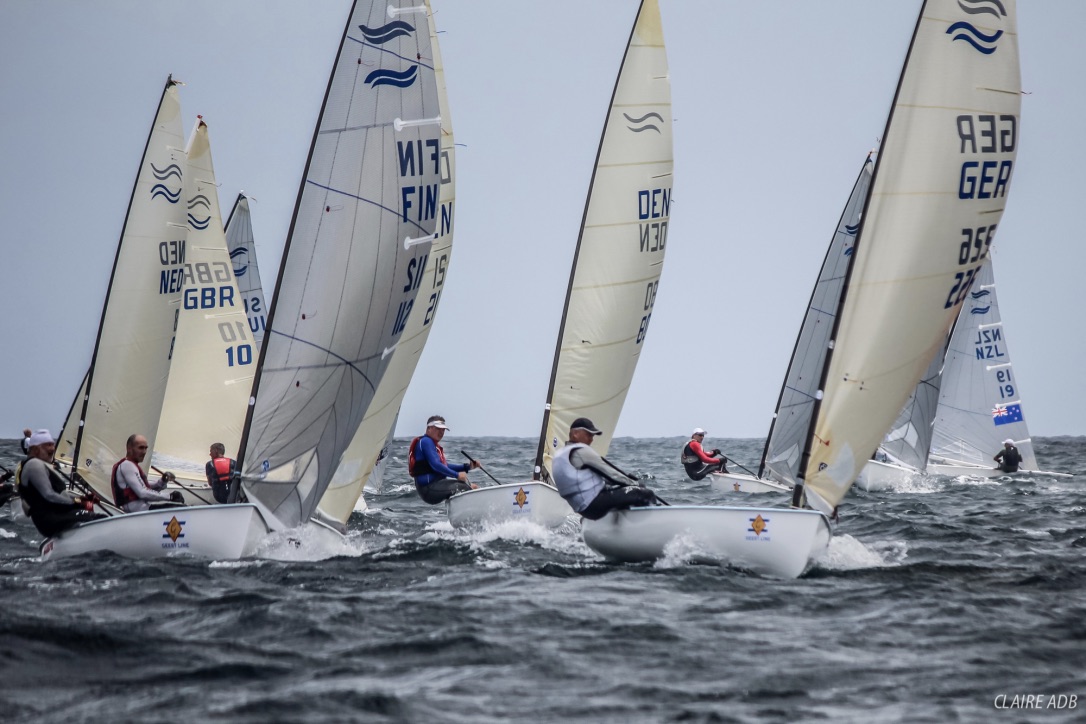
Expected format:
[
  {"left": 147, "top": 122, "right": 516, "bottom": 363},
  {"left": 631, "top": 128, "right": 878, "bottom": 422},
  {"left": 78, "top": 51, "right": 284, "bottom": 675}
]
[{"left": 992, "top": 403, "right": 1024, "bottom": 426}]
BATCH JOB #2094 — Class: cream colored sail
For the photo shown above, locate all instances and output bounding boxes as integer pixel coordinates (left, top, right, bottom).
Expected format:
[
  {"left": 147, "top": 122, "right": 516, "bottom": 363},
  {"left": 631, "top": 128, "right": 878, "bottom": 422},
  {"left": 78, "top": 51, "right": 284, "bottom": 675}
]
[
  {"left": 69, "top": 78, "right": 187, "bottom": 498},
  {"left": 316, "top": 0, "right": 455, "bottom": 524},
  {"left": 800, "top": 0, "right": 1021, "bottom": 514},
  {"left": 535, "top": 0, "right": 672, "bottom": 478},
  {"left": 153, "top": 119, "right": 252, "bottom": 475}
]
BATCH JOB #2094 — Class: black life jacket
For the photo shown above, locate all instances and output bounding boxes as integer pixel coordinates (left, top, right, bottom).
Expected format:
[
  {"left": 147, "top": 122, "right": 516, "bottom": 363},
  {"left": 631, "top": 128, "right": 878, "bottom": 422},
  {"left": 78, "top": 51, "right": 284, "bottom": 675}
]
[
  {"left": 1001, "top": 446, "right": 1022, "bottom": 471},
  {"left": 111, "top": 459, "right": 145, "bottom": 508},
  {"left": 18, "top": 460, "right": 75, "bottom": 515},
  {"left": 681, "top": 441, "right": 703, "bottom": 475}
]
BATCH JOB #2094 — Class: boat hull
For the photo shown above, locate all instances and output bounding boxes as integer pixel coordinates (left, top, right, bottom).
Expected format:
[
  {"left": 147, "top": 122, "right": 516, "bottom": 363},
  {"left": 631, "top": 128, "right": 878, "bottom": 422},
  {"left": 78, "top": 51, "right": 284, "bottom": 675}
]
[
  {"left": 446, "top": 482, "right": 572, "bottom": 529},
  {"left": 709, "top": 472, "right": 791, "bottom": 495},
  {"left": 582, "top": 505, "right": 832, "bottom": 578},
  {"left": 856, "top": 460, "right": 918, "bottom": 490},
  {"left": 40, "top": 504, "right": 270, "bottom": 561},
  {"left": 927, "top": 463, "right": 1073, "bottom": 479}
]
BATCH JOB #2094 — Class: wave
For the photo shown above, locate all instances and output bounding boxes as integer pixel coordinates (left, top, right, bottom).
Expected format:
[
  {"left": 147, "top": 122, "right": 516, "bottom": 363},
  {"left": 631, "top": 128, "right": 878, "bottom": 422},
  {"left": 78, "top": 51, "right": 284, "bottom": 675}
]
[
  {"left": 957, "top": 0, "right": 1007, "bottom": 19},
  {"left": 150, "top": 184, "right": 181, "bottom": 203},
  {"left": 623, "top": 111, "right": 663, "bottom": 133},
  {"left": 365, "top": 65, "right": 418, "bottom": 89},
  {"left": 187, "top": 214, "right": 210, "bottom": 230},
  {"left": 149, "top": 162, "right": 182, "bottom": 181},
  {"left": 187, "top": 194, "right": 211, "bottom": 210},
  {"left": 946, "top": 22, "right": 1003, "bottom": 54},
  {"left": 358, "top": 20, "right": 415, "bottom": 45},
  {"left": 969, "top": 304, "right": 992, "bottom": 315}
]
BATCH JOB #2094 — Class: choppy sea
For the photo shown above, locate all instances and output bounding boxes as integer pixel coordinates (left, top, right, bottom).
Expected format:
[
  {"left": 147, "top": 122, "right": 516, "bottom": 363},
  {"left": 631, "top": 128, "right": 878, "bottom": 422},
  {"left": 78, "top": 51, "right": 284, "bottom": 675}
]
[{"left": 1, "top": 435, "right": 1084, "bottom": 723}]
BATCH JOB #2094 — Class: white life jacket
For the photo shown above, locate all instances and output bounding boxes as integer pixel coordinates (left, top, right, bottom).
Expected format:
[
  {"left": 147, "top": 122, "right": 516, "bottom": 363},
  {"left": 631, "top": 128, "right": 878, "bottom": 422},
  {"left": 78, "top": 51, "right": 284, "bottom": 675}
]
[{"left": 552, "top": 443, "right": 603, "bottom": 513}]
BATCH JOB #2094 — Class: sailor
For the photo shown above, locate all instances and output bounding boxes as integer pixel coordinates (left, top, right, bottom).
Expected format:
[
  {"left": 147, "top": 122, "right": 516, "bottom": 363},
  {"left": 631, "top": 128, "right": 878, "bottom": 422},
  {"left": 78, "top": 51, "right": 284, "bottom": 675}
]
[
  {"left": 18, "top": 429, "right": 104, "bottom": 536},
  {"left": 552, "top": 417, "right": 658, "bottom": 519},
  {"left": 680, "top": 428, "right": 728, "bottom": 481},
  {"left": 409, "top": 415, "right": 479, "bottom": 504},
  {"left": 20, "top": 428, "right": 32, "bottom": 454},
  {"left": 994, "top": 439, "right": 1022, "bottom": 473},
  {"left": 205, "top": 442, "right": 236, "bottom": 504},
  {"left": 111, "top": 434, "right": 182, "bottom": 513}
]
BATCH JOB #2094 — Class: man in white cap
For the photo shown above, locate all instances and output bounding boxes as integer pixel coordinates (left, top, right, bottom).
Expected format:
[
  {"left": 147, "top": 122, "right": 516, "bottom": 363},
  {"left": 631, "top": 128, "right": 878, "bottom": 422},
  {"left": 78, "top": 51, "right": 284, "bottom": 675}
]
[
  {"left": 408, "top": 415, "right": 480, "bottom": 504},
  {"left": 993, "top": 438, "right": 1022, "bottom": 473},
  {"left": 680, "top": 428, "right": 728, "bottom": 480},
  {"left": 17, "top": 429, "right": 103, "bottom": 537},
  {"left": 552, "top": 417, "right": 658, "bottom": 520}
]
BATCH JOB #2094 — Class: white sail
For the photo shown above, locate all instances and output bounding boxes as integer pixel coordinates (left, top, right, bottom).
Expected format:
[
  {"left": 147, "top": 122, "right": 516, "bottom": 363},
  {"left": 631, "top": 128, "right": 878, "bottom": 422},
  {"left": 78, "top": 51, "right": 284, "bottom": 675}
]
[
  {"left": 760, "top": 158, "right": 873, "bottom": 485},
  {"left": 929, "top": 258, "right": 1038, "bottom": 469},
  {"left": 224, "top": 193, "right": 268, "bottom": 344},
  {"left": 878, "top": 329, "right": 948, "bottom": 471},
  {"left": 153, "top": 119, "right": 252, "bottom": 474},
  {"left": 534, "top": 0, "right": 672, "bottom": 477},
  {"left": 56, "top": 371, "right": 88, "bottom": 467},
  {"left": 69, "top": 78, "right": 188, "bottom": 498},
  {"left": 800, "top": 0, "right": 1022, "bottom": 515},
  {"left": 318, "top": 0, "right": 455, "bottom": 524},
  {"left": 238, "top": 1, "right": 443, "bottom": 529}
]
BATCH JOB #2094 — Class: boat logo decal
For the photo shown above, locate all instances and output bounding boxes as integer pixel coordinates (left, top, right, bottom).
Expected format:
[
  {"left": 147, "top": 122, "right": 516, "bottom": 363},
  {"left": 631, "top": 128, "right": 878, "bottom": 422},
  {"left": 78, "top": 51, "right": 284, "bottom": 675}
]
[
  {"left": 365, "top": 66, "right": 418, "bottom": 89},
  {"left": 150, "top": 163, "right": 183, "bottom": 182},
  {"left": 747, "top": 514, "right": 770, "bottom": 540},
  {"left": 947, "top": 0, "right": 1005, "bottom": 56},
  {"left": 733, "top": 482, "right": 741, "bottom": 492},
  {"left": 150, "top": 183, "right": 181, "bottom": 204},
  {"left": 358, "top": 21, "right": 415, "bottom": 45},
  {"left": 187, "top": 214, "right": 211, "bottom": 230},
  {"left": 843, "top": 246, "right": 854, "bottom": 257},
  {"left": 230, "top": 247, "right": 249, "bottom": 277},
  {"left": 513, "top": 487, "right": 529, "bottom": 509},
  {"left": 969, "top": 304, "right": 991, "bottom": 315},
  {"left": 163, "top": 516, "right": 186, "bottom": 543},
  {"left": 623, "top": 112, "right": 663, "bottom": 134},
  {"left": 971, "top": 288, "right": 991, "bottom": 299},
  {"left": 843, "top": 222, "right": 859, "bottom": 237}
]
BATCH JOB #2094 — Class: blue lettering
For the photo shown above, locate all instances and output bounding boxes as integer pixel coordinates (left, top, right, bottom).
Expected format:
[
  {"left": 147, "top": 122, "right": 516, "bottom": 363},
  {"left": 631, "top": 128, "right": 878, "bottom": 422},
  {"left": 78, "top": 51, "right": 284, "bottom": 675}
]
[
  {"left": 439, "top": 201, "right": 453, "bottom": 237},
  {"left": 397, "top": 140, "right": 416, "bottom": 177},
  {"left": 638, "top": 188, "right": 672, "bottom": 220}
]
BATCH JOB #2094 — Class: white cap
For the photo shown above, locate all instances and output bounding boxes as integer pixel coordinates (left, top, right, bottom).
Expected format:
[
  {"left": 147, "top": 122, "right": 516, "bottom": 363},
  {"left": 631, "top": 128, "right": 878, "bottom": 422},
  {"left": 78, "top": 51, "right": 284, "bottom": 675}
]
[
  {"left": 692, "top": 428, "right": 706, "bottom": 436},
  {"left": 427, "top": 415, "right": 450, "bottom": 431},
  {"left": 28, "top": 429, "right": 55, "bottom": 447},
  {"left": 1003, "top": 438, "right": 1015, "bottom": 445}
]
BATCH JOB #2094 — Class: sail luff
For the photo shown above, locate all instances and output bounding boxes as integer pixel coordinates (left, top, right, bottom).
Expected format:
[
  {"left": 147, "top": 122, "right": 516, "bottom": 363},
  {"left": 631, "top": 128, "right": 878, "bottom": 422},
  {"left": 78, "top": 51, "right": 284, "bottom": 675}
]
[
  {"left": 70, "top": 77, "right": 187, "bottom": 496},
  {"left": 236, "top": 0, "right": 443, "bottom": 528},
  {"left": 534, "top": 0, "right": 672, "bottom": 478},
  {"left": 799, "top": 0, "right": 1022, "bottom": 514}
]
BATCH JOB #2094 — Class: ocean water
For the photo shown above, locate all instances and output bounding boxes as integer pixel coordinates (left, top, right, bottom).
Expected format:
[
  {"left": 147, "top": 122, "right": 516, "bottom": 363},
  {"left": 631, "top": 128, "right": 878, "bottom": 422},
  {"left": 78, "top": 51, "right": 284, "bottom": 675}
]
[{"left": 1, "top": 435, "right": 1083, "bottom": 723}]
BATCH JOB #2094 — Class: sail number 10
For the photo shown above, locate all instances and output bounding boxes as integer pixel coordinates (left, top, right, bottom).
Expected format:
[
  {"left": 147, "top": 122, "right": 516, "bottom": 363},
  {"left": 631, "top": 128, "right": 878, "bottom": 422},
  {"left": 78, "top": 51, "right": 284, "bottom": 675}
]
[{"left": 219, "top": 320, "right": 253, "bottom": 366}]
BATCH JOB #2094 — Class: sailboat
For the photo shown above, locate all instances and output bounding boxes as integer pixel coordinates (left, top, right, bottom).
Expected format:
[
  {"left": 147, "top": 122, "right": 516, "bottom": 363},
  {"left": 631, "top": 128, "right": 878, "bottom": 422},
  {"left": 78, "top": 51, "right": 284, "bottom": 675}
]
[
  {"left": 42, "top": 0, "right": 444, "bottom": 559},
  {"left": 317, "top": 0, "right": 454, "bottom": 525},
  {"left": 444, "top": 0, "right": 673, "bottom": 529},
  {"left": 224, "top": 192, "right": 269, "bottom": 344},
  {"left": 711, "top": 157, "right": 873, "bottom": 496},
  {"left": 584, "top": 0, "right": 1023, "bottom": 577},
  {"left": 927, "top": 257, "right": 1070, "bottom": 478},
  {"left": 150, "top": 118, "right": 253, "bottom": 498}
]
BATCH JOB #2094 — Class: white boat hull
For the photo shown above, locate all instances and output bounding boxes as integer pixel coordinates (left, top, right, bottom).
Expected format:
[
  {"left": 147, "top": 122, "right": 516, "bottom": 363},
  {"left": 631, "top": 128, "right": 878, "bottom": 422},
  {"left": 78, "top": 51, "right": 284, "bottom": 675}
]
[
  {"left": 40, "top": 504, "right": 270, "bottom": 561},
  {"left": 709, "top": 472, "right": 791, "bottom": 495},
  {"left": 856, "top": 460, "right": 918, "bottom": 490},
  {"left": 582, "top": 505, "right": 832, "bottom": 579},
  {"left": 927, "top": 463, "right": 1073, "bottom": 479},
  {"left": 446, "top": 482, "right": 572, "bottom": 529}
]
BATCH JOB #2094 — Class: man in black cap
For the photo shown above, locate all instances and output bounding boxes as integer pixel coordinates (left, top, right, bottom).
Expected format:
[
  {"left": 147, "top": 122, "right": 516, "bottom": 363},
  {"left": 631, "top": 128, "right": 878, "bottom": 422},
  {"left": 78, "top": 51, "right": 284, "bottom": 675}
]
[{"left": 551, "top": 417, "right": 658, "bottom": 520}]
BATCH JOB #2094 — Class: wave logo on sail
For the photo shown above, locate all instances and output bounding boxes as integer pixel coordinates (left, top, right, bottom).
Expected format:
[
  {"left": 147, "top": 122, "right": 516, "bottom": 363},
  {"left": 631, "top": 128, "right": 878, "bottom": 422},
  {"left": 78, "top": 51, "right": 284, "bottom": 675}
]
[
  {"left": 187, "top": 194, "right": 211, "bottom": 230},
  {"left": 358, "top": 20, "right": 414, "bottom": 45},
  {"left": 624, "top": 112, "right": 664, "bottom": 133},
  {"left": 971, "top": 288, "right": 991, "bottom": 300},
  {"left": 843, "top": 223, "right": 860, "bottom": 237},
  {"left": 230, "top": 247, "right": 249, "bottom": 277},
  {"left": 969, "top": 304, "right": 991, "bottom": 315},
  {"left": 150, "top": 162, "right": 182, "bottom": 182},
  {"left": 947, "top": 1, "right": 1006, "bottom": 55},
  {"left": 365, "top": 66, "right": 418, "bottom": 89},
  {"left": 150, "top": 183, "right": 181, "bottom": 204}
]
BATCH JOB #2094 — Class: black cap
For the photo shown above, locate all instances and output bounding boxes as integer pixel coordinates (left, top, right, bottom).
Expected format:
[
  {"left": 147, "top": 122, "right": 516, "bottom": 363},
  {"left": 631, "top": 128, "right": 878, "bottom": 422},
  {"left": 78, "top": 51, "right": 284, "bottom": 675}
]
[{"left": 570, "top": 417, "right": 602, "bottom": 435}]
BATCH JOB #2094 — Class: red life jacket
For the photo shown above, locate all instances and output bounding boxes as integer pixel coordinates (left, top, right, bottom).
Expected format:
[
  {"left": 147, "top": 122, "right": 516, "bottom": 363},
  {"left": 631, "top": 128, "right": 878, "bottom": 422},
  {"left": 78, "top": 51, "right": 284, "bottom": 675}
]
[
  {"left": 211, "top": 456, "right": 232, "bottom": 484},
  {"left": 111, "top": 459, "right": 146, "bottom": 508},
  {"left": 408, "top": 436, "right": 447, "bottom": 478}
]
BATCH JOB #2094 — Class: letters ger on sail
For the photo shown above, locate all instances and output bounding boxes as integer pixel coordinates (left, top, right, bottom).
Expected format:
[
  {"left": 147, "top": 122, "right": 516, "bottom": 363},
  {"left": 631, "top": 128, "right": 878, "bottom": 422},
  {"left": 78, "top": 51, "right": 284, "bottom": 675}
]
[{"left": 240, "top": 1, "right": 442, "bottom": 529}]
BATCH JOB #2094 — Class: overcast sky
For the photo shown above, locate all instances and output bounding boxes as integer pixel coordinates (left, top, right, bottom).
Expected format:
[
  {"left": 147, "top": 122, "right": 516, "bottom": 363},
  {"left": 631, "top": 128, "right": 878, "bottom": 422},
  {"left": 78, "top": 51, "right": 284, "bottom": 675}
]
[{"left": 1, "top": 1, "right": 1082, "bottom": 444}]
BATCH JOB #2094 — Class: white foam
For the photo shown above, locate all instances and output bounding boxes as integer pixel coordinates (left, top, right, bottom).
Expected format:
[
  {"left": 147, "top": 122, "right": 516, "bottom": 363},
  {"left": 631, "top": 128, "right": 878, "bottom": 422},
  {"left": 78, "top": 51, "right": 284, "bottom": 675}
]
[
  {"left": 254, "top": 525, "right": 365, "bottom": 562},
  {"left": 816, "top": 534, "right": 907, "bottom": 571},
  {"left": 0, "top": 527, "right": 17, "bottom": 539}
]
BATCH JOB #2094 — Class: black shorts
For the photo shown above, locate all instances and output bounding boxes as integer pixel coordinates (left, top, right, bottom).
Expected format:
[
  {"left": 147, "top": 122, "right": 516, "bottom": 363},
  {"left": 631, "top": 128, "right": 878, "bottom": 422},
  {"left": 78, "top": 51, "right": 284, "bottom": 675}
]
[
  {"left": 416, "top": 478, "right": 472, "bottom": 505},
  {"left": 580, "top": 486, "right": 657, "bottom": 520}
]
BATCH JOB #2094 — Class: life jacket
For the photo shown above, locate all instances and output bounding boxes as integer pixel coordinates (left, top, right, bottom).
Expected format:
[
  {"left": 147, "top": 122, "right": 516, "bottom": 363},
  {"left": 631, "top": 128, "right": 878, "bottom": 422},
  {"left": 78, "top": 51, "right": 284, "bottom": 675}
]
[
  {"left": 111, "top": 459, "right": 145, "bottom": 509},
  {"left": 1001, "top": 446, "right": 1022, "bottom": 471},
  {"left": 211, "top": 456, "right": 233, "bottom": 484},
  {"left": 408, "top": 436, "right": 447, "bottom": 479},
  {"left": 552, "top": 443, "right": 604, "bottom": 513},
  {"left": 681, "top": 441, "right": 700, "bottom": 465}
]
